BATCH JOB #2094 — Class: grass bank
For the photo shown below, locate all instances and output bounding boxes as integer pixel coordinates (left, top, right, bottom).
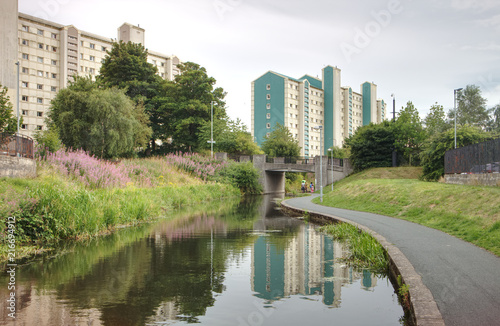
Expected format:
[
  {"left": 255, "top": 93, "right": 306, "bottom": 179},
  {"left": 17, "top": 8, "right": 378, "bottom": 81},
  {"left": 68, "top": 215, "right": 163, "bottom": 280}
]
[
  {"left": 314, "top": 167, "right": 500, "bottom": 256},
  {"left": 0, "top": 151, "right": 243, "bottom": 265}
]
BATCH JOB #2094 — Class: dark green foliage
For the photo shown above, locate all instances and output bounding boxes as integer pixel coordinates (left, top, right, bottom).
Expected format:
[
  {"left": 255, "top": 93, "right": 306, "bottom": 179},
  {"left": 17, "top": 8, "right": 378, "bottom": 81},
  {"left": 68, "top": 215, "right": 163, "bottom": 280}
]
[
  {"left": 217, "top": 162, "right": 262, "bottom": 194},
  {"left": 198, "top": 117, "right": 263, "bottom": 155},
  {"left": 420, "top": 125, "right": 491, "bottom": 181},
  {"left": 261, "top": 123, "right": 301, "bottom": 157},
  {"left": 34, "top": 127, "right": 62, "bottom": 158},
  {"left": 327, "top": 146, "right": 349, "bottom": 158},
  {"left": 0, "top": 85, "right": 20, "bottom": 135},
  {"left": 49, "top": 76, "right": 151, "bottom": 158},
  {"left": 448, "top": 85, "right": 489, "bottom": 129},
  {"left": 152, "top": 62, "right": 227, "bottom": 152},
  {"left": 424, "top": 103, "right": 449, "bottom": 137},
  {"left": 345, "top": 121, "right": 395, "bottom": 171},
  {"left": 392, "top": 101, "right": 425, "bottom": 166}
]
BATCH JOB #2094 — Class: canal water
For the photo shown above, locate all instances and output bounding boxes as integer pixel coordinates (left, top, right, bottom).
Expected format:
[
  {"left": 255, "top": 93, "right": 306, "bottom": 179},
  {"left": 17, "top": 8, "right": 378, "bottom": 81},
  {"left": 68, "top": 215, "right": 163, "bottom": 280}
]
[{"left": 0, "top": 195, "right": 403, "bottom": 326}]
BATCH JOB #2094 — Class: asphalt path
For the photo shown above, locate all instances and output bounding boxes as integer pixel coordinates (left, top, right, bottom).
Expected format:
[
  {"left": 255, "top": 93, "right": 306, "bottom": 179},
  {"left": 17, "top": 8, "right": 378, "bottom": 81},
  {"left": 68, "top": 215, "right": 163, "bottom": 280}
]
[{"left": 284, "top": 195, "right": 500, "bottom": 326}]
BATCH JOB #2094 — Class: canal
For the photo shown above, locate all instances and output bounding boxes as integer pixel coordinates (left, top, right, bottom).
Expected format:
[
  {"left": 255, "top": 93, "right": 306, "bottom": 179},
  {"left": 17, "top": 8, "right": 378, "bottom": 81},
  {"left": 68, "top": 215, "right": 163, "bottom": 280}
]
[{"left": 0, "top": 195, "right": 403, "bottom": 325}]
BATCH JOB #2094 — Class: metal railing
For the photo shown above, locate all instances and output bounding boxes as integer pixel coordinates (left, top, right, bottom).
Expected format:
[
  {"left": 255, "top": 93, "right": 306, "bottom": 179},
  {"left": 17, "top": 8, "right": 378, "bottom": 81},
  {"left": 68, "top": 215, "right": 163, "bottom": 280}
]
[
  {"left": 0, "top": 133, "right": 34, "bottom": 159},
  {"left": 445, "top": 137, "right": 500, "bottom": 174},
  {"left": 265, "top": 156, "right": 315, "bottom": 164}
]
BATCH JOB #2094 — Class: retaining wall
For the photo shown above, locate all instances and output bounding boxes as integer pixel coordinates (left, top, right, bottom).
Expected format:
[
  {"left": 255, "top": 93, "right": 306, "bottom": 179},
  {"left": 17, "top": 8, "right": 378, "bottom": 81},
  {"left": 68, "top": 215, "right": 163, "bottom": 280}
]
[
  {"left": 445, "top": 173, "right": 500, "bottom": 186},
  {"left": 0, "top": 156, "right": 36, "bottom": 178}
]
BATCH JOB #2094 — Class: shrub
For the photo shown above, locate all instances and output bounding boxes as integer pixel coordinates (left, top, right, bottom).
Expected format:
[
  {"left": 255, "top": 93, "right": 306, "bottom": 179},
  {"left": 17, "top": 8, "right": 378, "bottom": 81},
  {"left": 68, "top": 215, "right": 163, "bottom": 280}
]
[{"left": 217, "top": 161, "right": 262, "bottom": 194}]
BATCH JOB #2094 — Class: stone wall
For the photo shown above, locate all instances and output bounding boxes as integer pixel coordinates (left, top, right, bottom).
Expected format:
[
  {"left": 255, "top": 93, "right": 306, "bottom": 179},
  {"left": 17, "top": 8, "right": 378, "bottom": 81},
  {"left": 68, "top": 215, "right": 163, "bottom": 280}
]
[
  {"left": 0, "top": 156, "right": 36, "bottom": 178},
  {"left": 445, "top": 173, "right": 500, "bottom": 187}
]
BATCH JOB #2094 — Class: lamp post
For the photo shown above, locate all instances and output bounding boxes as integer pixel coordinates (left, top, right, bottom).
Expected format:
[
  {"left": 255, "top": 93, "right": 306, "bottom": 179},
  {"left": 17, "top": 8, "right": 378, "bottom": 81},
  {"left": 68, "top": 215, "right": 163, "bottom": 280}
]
[
  {"left": 16, "top": 61, "right": 20, "bottom": 134},
  {"left": 454, "top": 88, "right": 463, "bottom": 149},
  {"left": 327, "top": 148, "right": 334, "bottom": 191},
  {"left": 314, "top": 126, "right": 323, "bottom": 202},
  {"left": 208, "top": 101, "right": 216, "bottom": 158},
  {"left": 391, "top": 93, "right": 396, "bottom": 167}
]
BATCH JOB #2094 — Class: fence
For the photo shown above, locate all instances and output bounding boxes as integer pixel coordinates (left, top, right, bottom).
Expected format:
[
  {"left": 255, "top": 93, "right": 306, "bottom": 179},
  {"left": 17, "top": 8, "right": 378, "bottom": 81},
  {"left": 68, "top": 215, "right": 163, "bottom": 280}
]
[
  {"left": 265, "top": 156, "right": 315, "bottom": 164},
  {"left": 444, "top": 138, "right": 500, "bottom": 174},
  {"left": 0, "top": 133, "right": 34, "bottom": 159}
]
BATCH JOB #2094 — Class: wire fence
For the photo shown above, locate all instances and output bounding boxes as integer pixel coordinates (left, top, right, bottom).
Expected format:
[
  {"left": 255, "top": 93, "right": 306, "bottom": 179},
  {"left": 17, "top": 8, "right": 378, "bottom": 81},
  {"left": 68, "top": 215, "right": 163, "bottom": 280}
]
[
  {"left": 444, "top": 138, "right": 500, "bottom": 174},
  {"left": 0, "top": 133, "right": 34, "bottom": 159}
]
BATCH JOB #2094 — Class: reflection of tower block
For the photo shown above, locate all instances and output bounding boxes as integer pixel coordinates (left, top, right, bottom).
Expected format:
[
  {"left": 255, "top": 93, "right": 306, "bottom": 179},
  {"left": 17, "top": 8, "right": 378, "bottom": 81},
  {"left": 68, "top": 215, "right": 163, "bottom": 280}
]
[
  {"left": 360, "top": 269, "right": 378, "bottom": 291},
  {"left": 147, "top": 301, "right": 179, "bottom": 324}
]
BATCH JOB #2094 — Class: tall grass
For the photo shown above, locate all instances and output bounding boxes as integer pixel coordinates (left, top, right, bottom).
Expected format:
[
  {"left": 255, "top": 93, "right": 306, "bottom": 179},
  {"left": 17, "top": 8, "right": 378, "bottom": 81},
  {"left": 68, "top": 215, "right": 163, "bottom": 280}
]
[
  {"left": 320, "top": 223, "right": 389, "bottom": 272},
  {"left": 1, "top": 150, "right": 242, "bottom": 264}
]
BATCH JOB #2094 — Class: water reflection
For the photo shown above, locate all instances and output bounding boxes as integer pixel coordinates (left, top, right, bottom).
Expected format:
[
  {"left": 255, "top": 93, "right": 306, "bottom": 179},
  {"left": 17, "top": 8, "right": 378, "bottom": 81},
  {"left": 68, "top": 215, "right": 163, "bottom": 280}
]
[{"left": 0, "top": 195, "right": 402, "bottom": 326}]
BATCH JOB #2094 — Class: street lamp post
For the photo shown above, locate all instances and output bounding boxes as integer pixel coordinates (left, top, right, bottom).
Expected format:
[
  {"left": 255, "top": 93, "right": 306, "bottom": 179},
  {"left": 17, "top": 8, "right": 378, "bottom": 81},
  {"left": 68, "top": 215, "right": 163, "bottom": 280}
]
[
  {"left": 454, "top": 88, "right": 463, "bottom": 149},
  {"left": 327, "top": 148, "right": 334, "bottom": 191},
  {"left": 314, "top": 126, "right": 323, "bottom": 202},
  {"left": 208, "top": 101, "right": 215, "bottom": 158},
  {"left": 391, "top": 93, "right": 396, "bottom": 167}
]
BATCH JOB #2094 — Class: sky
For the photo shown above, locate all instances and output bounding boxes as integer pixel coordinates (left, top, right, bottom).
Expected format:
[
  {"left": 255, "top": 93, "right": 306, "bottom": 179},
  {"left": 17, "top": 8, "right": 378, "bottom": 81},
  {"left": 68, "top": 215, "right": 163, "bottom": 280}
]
[{"left": 18, "top": 0, "right": 500, "bottom": 128}]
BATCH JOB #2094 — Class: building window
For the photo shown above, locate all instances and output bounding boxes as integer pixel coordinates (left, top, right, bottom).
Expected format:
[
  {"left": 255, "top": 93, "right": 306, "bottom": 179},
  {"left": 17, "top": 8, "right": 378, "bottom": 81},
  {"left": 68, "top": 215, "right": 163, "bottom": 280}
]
[
  {"left": 21, "top": 39, "right": 28, "bottom": 46},
  {"left": 90, "top": 43, "right": 95, "bottom": 49},
  {"left": 37, "top": 98, "right": 43, "bottom": 104},
  {"left": 266, "top": 94, "right": 271, "bottom": 100},
  {"left": 51, "top": 73, "right": 57, "bottom": 79},
  {"left": 51, "top": 33, "right": 57, "bottom": 39},
  {"left": 22, "top": 25, "right": 29, "bottom": 32},
  {"left": 38, "top": 43, "right": 43, "bottom": 49},
  {"left": 22, "top": 82, "right": 28, "bottom": 88},
  {"left": 37, "top": 84, "right": 43, "bottom": 90},
  {"left": 37, "top": 70, "right": 43, "bottom": 77},
  {"left": 89, "top": 68, "right": 95, "bottom": 74},
  {"left": 36, "top": 125, "right": 43, "bottom": 130},
  {"left": 89, "top": 55, "right": 95, "bottom": 61},
  {"left": 266, "top": 84, "right": 271, "bottom": 90},
  {"left": 267, "top": 104, "right": 271, "bottom": 110},
  {"left": 21, "top": 124, "right": 27, "bottom": 130},
  {"left": 37, "top": 29, "right": 44, "bottom": 36},
  {"left": 37, "top": 57, "right": 43, "bottom": 63},
  {"left": 22, "top": 110, "right": 27, "bottom": 115},
  {"left": 22, "top": 67, "right": 28, "bottom": 74},
  {"left": 80, "top": 53, "right": 83, "bottom": 59},
  {"left": 51, "top": 86, "right": 57, "bottom": 92},
  {"left": 102, "top": 46, "right": 107, "bottom": 51},
  {"left": 52, "top": 60, "right": 57, "bottom": 65},
  {"left": 37, "top": 111, "right": 43, "bottom": 117},
  {"left": 266, "top": 123, "right": 271, "bottom": 129},
  {"left": 21, "top": 96, "right": 28, "bottom": 102},
  {"left": 52, "top": 46, "right": 57, "bottom": 52},
  {"left": 266, "top": 113, "right": 270, "bottom": 119},
  {"left": 22, "top": 53, "right": 29, "bottom": 60}
]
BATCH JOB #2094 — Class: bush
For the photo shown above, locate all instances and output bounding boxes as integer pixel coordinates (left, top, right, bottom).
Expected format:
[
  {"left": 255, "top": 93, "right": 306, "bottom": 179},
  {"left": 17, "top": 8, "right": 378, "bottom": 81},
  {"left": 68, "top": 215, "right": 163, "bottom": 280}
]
[{"left": 217, "top": 161, "right": 262, "bottom": 194}]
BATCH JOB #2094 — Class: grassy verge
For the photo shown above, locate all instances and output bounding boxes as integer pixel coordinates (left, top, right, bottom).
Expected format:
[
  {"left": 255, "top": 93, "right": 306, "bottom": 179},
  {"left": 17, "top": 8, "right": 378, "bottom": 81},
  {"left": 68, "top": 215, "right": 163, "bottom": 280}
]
[
  {"left": 320, "top": 222, "right": 389, "bottom": 272},
  {"left": 315, "top": 167, "right": 500, "bottom": 256}
]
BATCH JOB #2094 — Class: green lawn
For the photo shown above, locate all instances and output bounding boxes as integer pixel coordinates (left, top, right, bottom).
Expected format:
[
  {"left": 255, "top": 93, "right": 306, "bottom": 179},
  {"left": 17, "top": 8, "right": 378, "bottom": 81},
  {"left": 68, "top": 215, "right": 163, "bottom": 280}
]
[{"left": 314, "top": 167, "right": 500, "bottom": 256}]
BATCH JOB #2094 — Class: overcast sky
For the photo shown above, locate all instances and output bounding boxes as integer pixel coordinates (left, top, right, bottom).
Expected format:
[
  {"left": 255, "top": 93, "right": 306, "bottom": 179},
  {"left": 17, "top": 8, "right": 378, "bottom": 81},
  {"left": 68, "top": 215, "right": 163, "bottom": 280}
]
[{"left": 19, "top": 0, "right": 500, "bottom": 128}]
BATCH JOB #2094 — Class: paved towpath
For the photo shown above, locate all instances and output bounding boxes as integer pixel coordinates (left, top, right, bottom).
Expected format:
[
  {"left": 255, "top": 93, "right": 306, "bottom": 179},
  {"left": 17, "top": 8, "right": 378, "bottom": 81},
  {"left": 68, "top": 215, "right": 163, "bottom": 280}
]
[{"left": 283, "top": 195, "right": 500, "bottom": 326}]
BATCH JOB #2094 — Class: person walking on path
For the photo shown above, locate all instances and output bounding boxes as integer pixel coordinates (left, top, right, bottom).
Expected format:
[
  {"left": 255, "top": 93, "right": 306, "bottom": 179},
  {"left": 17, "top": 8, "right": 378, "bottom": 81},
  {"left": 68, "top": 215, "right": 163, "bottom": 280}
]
[
  {"left": 309, "top": 182, "right": 314, "bottom": 193},
  {"left": 301, "top": 179, "right": 306, "bottom": 193}
]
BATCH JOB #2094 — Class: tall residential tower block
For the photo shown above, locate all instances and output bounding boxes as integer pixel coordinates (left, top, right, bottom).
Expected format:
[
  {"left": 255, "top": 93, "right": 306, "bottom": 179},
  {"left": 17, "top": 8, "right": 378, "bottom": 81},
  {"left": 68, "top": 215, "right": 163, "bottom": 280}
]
[
  {"left": 0, "top": 0, "right": 181, "bottom": 138},
  {"left": 251, "top": 66, "right": 386, "bottom": 157}
]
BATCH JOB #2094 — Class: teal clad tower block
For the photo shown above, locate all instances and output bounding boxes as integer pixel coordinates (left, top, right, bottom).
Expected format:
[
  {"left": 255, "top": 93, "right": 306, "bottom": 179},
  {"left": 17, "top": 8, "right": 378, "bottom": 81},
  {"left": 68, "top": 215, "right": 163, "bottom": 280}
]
[{"left": 252, "top": 66, "right": 386, "bottom": 157}]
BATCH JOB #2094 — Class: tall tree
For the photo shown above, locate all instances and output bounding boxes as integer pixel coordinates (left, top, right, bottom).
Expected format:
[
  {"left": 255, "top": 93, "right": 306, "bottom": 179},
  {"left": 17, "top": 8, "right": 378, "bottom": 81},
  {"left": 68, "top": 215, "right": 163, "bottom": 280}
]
[
  {"left": 487, "top": 104, "right": 500, "bottom": 133},
  {"left": 98, "top": 41, "right": 162, "bottom": 100},
  {"left": 449, "top": 85, "right": 489, "bottom": 129},
  {"left": 392, "top": 101, "right": 426, "bottom": 166},
  {"left": 49, "top": 76, "right": 151, "bottom": 158},
  {"left": 155, "top": 62, "right": 227, "bottom": 152},
  {"left": 424, "top": 103, "right": 448, "bottom": 137},
  {"left": 261, "top": 123, "right": 301, "bottom": 157},
  {"left": 0, "top": 85, "right": 19, "bottom": 135}
]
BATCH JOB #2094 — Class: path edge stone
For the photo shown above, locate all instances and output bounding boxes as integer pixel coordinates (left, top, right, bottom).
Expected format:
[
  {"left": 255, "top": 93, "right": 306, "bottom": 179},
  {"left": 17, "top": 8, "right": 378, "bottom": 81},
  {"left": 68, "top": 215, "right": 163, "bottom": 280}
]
[{"left": 281, "top": 199, "right": 446, "bottom": 326}]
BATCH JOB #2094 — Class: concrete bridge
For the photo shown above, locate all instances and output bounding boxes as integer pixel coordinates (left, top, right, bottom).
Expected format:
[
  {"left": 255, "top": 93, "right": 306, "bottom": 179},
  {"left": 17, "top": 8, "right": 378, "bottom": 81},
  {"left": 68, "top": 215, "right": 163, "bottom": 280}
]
[{"left": 218, "top": 154, "right": 353, "bottom": 194}]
